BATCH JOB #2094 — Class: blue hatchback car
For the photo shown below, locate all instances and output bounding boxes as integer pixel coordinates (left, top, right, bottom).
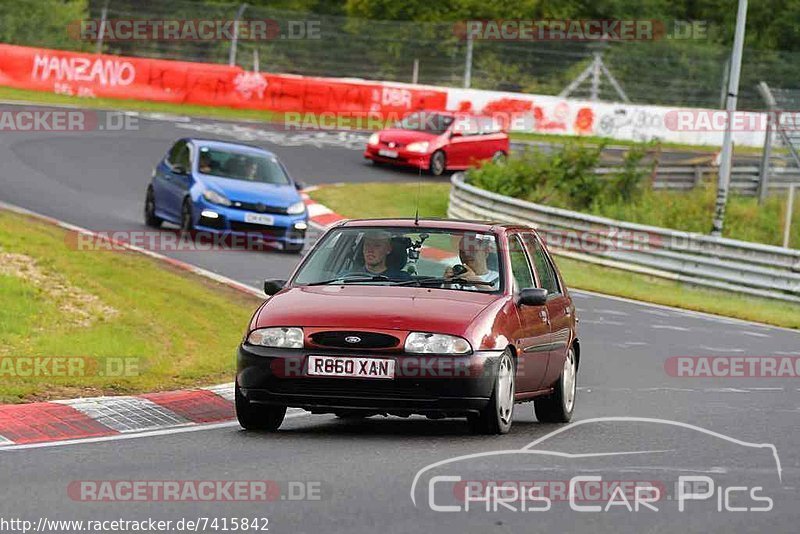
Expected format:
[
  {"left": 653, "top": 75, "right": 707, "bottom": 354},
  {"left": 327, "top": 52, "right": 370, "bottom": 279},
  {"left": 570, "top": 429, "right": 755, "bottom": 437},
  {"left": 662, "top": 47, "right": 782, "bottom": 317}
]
[{"left": 144, "top": 138, "right": 308, "bottom": 253}]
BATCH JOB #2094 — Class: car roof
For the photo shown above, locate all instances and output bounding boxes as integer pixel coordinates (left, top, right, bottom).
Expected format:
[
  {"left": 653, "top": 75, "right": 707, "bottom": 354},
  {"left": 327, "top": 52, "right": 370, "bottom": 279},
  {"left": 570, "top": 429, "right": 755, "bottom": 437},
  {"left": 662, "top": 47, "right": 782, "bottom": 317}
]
[
  {"left": 336, "top": 218, "right": 532, "bottom": 233},
  {"left": 187, "top": 138, "right": 276, "bottom": 157}
]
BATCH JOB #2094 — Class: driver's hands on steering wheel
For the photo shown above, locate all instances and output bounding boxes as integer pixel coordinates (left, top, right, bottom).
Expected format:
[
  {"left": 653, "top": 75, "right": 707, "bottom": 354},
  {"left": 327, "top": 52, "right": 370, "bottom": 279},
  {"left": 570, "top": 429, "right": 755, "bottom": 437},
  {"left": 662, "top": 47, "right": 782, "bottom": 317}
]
[{"left": 444, "top": 263, "right": 476, "bottom": 281}]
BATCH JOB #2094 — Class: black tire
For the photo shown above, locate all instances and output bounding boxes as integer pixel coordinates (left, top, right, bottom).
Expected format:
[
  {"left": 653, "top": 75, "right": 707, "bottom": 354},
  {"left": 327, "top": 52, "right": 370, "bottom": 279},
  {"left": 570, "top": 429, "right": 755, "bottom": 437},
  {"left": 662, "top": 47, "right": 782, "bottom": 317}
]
[
  {"left": 535, "top": 346, "right": 577, "bottom": 423},
  {"left": 429, "top": 150, "right": 446, "bottom": 176},
  {"left": 468, "top": 349, "right": 515, "bottom": 435},
  {"left": 235, "top": 383, "right": 287, "bottom": 431},
  {"left": 180, "top": 198, "right": 194, "bottom": 232},
  {"left": 492, "top": 151, "right": 507, "bottom": 164},
  {"left": 144, "top": 186, "right": 162, "bottom": 228}
]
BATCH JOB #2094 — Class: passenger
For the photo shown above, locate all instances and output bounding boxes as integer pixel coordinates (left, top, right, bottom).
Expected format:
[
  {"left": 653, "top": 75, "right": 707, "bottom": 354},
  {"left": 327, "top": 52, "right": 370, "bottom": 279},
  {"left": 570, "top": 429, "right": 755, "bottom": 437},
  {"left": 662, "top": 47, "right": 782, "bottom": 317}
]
[{"left": 444, "top": 234, "right": 499, "bottom": 289}]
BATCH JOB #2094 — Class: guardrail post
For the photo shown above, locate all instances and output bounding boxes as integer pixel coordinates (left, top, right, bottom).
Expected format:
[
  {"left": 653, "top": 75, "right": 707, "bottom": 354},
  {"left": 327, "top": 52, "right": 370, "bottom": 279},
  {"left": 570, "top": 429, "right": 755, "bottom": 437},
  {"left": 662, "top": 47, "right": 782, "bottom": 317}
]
[
  {"left": 95, "top": 1, "right": 109, "bottom": 55},
  {"left": 228, "top": 3, "right": 248, "bottom": 67},
  {"left": 784, "top": 183, "right": 796, "bottom": 248},
  {"left": 757, "top": 86, "right": 776, "bottom": 204}
]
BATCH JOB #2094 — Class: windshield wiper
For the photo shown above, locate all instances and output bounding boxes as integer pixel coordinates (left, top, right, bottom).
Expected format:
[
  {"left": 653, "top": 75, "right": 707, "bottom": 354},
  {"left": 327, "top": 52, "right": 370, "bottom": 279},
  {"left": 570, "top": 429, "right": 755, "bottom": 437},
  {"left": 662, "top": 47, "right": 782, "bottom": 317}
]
[
  {"left": 394, "top": 276, "right": 496, "bottom": 287},
  {"left": 305, "top": 274, "right": 392, "bottom": 286}
]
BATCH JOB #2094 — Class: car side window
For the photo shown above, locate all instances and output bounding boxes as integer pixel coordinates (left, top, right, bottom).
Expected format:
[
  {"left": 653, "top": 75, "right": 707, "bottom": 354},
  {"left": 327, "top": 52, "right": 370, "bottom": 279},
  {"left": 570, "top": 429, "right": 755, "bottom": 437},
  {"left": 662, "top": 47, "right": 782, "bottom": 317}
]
[
  {"left": 167, "top": 141, "right": 190, "bottom": 170},
  {"left": 452, "top": 117, "right": 480, "bottom": 136},
  {"left": 524, "top": 234, "right": 561, "bottom": 295},
  {"left": 508, "top": 235, "right": 534, "bottom": 291}
]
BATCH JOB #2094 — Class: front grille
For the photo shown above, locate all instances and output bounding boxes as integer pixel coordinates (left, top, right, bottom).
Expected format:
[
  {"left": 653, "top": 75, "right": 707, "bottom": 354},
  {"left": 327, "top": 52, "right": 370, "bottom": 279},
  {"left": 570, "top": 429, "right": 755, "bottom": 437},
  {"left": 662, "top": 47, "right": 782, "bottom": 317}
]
[
  {"left": 310, "top": 331, "right": 400, "bottom": 349},
  {"left": 380, "top": 141, "right": 405, "bottom": 148},
  {"left": 269, "top": 378, "right": 429, "bottom": 399},
  {"left": 229, "top": 222, "right": 285, "bottom": 237},
  {"left": 230, "top": 201, "right": 289, "bottom": 214}
]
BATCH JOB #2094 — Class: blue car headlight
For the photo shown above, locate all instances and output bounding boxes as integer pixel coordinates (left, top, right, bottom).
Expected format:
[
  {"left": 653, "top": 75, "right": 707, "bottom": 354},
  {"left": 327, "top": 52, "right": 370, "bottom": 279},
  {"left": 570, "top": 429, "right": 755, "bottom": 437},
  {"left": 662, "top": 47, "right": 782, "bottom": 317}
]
[
  {"left": 202, "top": 189, "right": 232, "bottom": 207},
  {"left": 287, "top": 201, "right": 306, "bottom": 215}
]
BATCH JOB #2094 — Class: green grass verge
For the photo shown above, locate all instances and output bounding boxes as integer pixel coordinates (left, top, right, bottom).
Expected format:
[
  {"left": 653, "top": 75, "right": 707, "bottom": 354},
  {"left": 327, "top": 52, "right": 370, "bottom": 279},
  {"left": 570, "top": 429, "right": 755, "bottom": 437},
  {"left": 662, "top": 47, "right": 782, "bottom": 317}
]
[
  {"left": 0, "top": 209, "right": 260, "bottom": 403},
  {"left": 308, "top": 182, "right": 800, "bottom": 329}
]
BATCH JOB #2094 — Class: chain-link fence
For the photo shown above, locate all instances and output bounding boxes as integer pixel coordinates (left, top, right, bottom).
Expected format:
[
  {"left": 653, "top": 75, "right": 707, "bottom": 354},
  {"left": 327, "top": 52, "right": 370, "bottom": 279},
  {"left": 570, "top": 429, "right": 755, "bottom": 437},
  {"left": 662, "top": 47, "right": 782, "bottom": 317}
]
[{"left": 4, "top": 0, "right": 800, "bottom": 110}]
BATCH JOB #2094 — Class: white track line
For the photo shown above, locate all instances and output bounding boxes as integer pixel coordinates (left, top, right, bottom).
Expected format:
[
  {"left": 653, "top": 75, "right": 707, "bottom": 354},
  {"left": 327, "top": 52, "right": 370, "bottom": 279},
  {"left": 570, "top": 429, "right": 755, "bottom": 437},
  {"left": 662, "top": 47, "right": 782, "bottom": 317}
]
[{"left": 0, "top": 411, "right": 311, "bottom": 452}]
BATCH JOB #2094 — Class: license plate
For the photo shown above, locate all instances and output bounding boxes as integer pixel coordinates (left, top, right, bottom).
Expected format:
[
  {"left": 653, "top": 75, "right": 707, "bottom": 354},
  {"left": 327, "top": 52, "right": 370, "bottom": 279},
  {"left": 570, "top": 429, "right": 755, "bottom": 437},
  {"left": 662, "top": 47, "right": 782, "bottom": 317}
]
[
  {"left": 244, "top": 212, "right": 275, "bottom": 226},
  {"left": 378, "top": 149, "right": 398, "bottom": 158},
  {"left": 307, "top": 355, "right": 395, "bottom": 379}
]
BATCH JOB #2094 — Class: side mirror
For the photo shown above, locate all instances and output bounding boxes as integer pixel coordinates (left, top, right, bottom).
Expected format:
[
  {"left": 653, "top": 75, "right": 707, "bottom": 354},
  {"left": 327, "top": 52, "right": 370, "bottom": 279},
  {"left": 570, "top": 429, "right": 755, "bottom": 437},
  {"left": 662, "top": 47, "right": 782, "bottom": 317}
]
[
  {"left": 294, "top": 180, "right": 306, "bottom": 191},
  {"left": 172, "top": 165, "right": 188, "bottom": 175},
  {"left": 263, "top": 279, "right": 287, "bottom": 296},
  {"left": 517, "top": 287, "right": 547, "bottom": 306}
]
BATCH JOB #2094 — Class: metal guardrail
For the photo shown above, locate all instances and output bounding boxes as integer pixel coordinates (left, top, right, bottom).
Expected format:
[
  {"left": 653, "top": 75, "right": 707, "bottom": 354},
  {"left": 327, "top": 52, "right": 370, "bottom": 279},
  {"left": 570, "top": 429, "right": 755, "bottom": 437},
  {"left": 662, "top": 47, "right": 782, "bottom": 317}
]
[{"left": 448, "top": 173, "right": 800, "bottom": 303}]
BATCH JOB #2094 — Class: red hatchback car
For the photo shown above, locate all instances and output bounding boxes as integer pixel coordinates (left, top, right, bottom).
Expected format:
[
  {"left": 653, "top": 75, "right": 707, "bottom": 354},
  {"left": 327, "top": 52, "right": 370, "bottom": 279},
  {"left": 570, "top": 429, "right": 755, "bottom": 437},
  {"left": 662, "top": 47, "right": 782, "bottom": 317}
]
[
  {"left": 236, "top": 219, "right": 579, "bottom": 434},
  {"left": 363, "top": 112, "right": 510, "bottom": 176}
]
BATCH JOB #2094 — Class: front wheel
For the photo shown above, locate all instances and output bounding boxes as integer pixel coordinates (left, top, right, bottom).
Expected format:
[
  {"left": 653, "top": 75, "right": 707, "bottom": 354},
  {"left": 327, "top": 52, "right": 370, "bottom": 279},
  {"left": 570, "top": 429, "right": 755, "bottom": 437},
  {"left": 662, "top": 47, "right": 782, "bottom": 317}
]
[
  {"left": 534, "top": 346, "right": 577, "bottom": 423},
  {"left": 428, "top": 150, "right": 446, "bottom": 176},
  {"left": 235, "top": 384, "right": 287, "bottom": 431},
  {"left": 468, "top": 349, "right": 515, "bottom": 434},
  {"left": 144, "top": 187, "right": 162, "bottom": 228},
  {"left": 180, "top": 199, "right": 194, "bottom": 232}
]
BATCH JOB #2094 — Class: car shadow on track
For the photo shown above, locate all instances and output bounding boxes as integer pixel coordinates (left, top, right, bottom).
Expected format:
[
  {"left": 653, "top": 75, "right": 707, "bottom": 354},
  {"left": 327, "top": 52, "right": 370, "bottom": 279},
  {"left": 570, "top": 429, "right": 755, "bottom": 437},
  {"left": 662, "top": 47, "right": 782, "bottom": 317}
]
[{"left": 243, "top": 413, "right": 553, "bottom": 440}]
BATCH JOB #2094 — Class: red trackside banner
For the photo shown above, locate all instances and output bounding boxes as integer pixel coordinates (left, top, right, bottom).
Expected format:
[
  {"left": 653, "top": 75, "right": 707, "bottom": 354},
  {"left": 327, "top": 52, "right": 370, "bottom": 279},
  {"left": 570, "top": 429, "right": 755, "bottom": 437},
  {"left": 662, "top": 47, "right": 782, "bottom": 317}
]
[{"left": 0, "top": 43, "right": 447, "bottom": 117}]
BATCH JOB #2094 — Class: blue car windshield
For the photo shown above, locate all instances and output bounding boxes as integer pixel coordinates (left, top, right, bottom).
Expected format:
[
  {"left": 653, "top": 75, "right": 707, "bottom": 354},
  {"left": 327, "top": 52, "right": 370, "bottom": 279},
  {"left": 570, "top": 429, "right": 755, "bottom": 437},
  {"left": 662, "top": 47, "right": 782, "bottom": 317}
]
[{"left": 197, "top": 147, "right": 290, "bottom": 185}]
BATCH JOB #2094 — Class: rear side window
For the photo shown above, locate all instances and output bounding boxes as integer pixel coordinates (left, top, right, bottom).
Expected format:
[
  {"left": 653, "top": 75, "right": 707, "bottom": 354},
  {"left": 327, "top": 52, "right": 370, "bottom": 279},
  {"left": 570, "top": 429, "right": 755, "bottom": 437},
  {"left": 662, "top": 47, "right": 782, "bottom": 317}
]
[
  {"left": 524, "top": 234, "right": 561, "bottom": 295},
  {"left": 508, "top": 235, "right": 534, "bottom": 291}
]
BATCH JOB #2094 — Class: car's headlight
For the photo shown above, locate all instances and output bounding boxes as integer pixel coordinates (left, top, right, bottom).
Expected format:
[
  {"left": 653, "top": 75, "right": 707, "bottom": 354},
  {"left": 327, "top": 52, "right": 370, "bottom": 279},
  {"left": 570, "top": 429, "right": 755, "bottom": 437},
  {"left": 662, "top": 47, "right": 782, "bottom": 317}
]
[
  {"left": 406, "top": 141, "right": 430, "bottom": 153},
  {"left": 247, "top": 327, "right": 304, "bottom": 349},
  {"left": 368, "top": 133, "right": 380, "bottom": 145},
  {"left": 202, "top": 189, "right": 232, "bottom": 207},
  {"left": 286, "top": 200, "right": 306, "bottom": 215},
  {"left": 405, "top": 332, "right": 472, "bottom": 354}
]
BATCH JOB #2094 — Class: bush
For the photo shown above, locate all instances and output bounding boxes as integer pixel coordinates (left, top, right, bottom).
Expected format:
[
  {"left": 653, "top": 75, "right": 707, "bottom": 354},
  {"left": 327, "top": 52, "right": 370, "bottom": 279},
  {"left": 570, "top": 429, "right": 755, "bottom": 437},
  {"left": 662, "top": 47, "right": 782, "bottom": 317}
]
[
  {"left": 466, "top": 142, "right": 799, "bottom": 248},
  {"left": 467, "top": 142, "right": 651, "bottom": 212}
]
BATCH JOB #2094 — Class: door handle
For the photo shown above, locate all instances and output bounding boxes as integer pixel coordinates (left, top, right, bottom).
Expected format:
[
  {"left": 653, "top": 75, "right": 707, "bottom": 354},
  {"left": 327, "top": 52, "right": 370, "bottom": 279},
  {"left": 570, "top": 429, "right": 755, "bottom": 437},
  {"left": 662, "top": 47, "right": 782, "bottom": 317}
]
[
  {"left": 565, "top": 307, "right": 572, "bottom": 316},
  {"left": 539, "top": 309, "right": 549, "bottom": 323}
]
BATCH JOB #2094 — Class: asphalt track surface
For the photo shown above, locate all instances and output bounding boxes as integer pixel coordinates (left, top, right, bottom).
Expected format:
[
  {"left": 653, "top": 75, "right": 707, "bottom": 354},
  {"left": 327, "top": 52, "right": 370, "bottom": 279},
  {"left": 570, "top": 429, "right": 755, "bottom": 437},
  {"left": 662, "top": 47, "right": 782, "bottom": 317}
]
[{"left": 0, "top": 103, "right": 798, "bottom": 533}]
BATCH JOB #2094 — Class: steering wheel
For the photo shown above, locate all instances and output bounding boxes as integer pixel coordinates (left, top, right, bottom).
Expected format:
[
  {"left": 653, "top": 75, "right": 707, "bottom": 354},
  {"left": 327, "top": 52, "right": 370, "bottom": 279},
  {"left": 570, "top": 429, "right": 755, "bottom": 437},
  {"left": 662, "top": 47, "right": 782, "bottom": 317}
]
[{"left": 452, "top": 264, "right": 469, "bottom": 277}]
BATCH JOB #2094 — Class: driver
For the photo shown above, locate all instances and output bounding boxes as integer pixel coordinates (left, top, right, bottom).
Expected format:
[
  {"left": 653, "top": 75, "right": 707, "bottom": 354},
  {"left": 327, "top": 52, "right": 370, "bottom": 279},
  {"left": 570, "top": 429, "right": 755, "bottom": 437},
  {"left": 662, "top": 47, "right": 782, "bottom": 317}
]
[
  {"left": 198, "top": 151, "right": 213, "bottom": 174},
  {"left": 347, "top": 230, "right": 411, "bottom": 280},
  {"left": 444, "top": 233, "right": 499, "bottom": 289}
]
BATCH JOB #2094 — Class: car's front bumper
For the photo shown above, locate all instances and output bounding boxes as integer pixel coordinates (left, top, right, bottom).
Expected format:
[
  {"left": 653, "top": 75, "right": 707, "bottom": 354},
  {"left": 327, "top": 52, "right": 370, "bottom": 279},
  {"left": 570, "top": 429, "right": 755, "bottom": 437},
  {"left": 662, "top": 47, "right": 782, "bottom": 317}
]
[
  {"left": 363, "top": 145, "right": 430, "bottom": 169},
  {"left": 193, "top": 198, "right": 307, "bottom": 247},
  {"left": 237, "top": 344, "right": 503, "bottom": 416}
]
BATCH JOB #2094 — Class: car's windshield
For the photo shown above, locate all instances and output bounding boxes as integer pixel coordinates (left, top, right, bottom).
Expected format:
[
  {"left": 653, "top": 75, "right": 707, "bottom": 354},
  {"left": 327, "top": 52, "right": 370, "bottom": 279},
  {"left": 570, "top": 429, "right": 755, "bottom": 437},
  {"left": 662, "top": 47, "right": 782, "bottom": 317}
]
[
  {"left": 395, "top": 113, "right": 454, "bottom": 134},
  {"left": 197, "top": 147, "right": 290, "bottom": 185},
  {"left": 292, "top": 227, "right": 502, "bottom": 292}
]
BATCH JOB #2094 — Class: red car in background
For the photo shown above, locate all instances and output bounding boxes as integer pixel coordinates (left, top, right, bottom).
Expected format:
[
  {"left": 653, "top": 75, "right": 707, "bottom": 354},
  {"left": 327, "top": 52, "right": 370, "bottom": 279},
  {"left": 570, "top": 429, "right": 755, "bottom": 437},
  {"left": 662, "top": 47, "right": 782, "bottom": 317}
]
[{"left": 364, "top": 111, "right": 510, "bottom": 176}]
